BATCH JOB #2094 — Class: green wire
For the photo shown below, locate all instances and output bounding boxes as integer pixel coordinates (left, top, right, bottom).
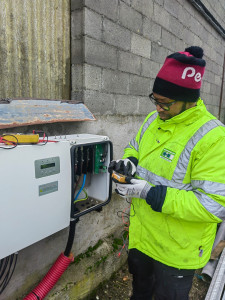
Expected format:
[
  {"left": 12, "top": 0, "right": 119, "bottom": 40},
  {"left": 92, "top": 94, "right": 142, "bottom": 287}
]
[{"left": 74, "top": 187, "right": 88, "bottom": 203}]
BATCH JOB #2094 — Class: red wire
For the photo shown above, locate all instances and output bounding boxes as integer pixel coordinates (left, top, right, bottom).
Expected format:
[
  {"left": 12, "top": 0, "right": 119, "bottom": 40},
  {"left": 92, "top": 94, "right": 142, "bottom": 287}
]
[
  {"left": 117, "top": 203, "right": 131, "bottom": 258},
  {"left": 0, "top": 137, "right": 17, "bottom": 146}
]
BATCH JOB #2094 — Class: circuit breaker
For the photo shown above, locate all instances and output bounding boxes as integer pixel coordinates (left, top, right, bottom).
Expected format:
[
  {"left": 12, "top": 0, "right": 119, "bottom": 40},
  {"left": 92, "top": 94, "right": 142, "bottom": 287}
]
[{"left": 0, "top": 134, "right": 112, "bottom": 260}]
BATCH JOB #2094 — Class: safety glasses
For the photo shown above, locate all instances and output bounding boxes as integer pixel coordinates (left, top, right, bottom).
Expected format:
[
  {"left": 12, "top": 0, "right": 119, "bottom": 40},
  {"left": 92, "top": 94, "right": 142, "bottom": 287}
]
[{"left": 149, "top": 93, "right": 177, "bottom": 111}]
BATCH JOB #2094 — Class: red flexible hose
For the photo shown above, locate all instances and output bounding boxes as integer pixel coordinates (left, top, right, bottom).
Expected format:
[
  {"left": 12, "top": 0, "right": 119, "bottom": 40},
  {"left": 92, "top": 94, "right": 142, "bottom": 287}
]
[{"left": 23, "top": 253, "right": 74, "bottom": 300}]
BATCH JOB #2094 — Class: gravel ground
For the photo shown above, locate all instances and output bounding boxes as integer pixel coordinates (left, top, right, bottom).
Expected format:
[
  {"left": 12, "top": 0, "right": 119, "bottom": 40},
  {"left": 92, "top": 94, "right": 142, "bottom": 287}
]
[{"left": 85, "top": 260, "right": 210, "bottom": 300}]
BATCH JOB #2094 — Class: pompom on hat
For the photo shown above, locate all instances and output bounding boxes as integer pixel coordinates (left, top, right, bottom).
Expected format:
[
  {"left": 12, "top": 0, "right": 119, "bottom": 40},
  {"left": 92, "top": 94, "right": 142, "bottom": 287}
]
[{"left": 152, "top": 46, "right": 206, "bottom": 102}]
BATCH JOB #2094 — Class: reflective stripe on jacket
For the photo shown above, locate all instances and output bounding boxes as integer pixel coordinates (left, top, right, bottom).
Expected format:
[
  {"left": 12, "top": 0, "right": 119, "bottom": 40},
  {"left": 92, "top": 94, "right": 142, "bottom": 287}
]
[{"left": 123, "top": 99, "right": 225, "bottom": 269}]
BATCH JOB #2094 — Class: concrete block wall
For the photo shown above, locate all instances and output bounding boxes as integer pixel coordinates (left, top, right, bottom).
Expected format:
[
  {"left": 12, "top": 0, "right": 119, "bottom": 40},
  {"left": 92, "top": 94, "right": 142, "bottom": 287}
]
[
  {"left": 3, "top": 1, "right": 225, "bottom": 299},
  {"left": 201, "top": 0, "right": 225, "bottom": 29},
  {"left": 71, "top": 0, "right": 225, "bottom": 121}
]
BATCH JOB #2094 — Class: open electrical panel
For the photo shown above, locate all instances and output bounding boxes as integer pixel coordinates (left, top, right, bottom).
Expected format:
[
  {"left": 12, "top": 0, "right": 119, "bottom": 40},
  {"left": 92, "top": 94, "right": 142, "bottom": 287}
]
[{"left": 69, "top": 135, "right": 113, "bottom": 218}]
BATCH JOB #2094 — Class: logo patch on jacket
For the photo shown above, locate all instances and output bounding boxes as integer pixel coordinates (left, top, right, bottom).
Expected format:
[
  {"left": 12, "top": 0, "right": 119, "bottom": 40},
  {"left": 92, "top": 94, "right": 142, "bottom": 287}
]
[{"left": 160, "top": 148, "right": 175, "bottom": 162}]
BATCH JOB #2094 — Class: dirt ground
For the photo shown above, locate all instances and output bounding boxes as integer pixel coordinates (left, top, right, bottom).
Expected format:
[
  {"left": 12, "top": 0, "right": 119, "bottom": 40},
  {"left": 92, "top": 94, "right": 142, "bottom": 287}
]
[{"left": 85, "top": 260, "right": 210, "bottom": 300}]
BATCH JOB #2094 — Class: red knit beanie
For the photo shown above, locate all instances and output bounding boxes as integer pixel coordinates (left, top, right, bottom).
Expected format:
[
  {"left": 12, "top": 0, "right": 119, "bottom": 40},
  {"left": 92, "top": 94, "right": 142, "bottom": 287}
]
[{"left": 152, "top": 46, "right": 206, "bottom": 102}]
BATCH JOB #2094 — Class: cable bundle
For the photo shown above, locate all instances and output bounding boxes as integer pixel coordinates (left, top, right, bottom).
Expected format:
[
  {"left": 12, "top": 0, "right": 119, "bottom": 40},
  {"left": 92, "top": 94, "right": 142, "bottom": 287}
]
[
  {"left": 0, "top": 253, "right": 18, "bottom": 294},
  {"left": 0, "top": 134, "right": 18, "bottom": 149}
]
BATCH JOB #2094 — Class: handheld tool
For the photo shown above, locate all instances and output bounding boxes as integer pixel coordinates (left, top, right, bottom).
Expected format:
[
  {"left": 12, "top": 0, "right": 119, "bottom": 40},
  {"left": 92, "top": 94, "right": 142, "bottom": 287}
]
[{"left": 111, "top": 171, "right": 132, "bottom": 184}]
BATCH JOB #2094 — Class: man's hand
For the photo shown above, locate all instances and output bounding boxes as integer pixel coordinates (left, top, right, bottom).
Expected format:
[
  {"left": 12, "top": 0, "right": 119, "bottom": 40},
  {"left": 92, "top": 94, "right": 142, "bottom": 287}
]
[
  {"left": 108, "top": 158, "right": 136, "bottom": 176},
  {"left": 116, "top": 179, "right": 151, "bottom": 200}
]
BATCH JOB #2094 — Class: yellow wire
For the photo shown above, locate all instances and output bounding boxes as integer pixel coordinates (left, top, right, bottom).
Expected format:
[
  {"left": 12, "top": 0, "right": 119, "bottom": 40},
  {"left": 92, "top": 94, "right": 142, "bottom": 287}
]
[{"left": 74, "top": 187, "right": 88, "bottom": 203}]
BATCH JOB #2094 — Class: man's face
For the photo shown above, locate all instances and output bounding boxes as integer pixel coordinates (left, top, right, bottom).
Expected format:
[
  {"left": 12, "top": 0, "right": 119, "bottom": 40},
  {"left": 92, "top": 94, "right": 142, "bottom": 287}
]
[{"left": 152, "top": 93, "right": 189, "bottom": 120}]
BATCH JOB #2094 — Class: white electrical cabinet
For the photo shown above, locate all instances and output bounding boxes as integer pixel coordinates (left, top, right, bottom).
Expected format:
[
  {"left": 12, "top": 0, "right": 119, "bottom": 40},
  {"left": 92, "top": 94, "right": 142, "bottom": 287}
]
[
  {"left": 54, "top": 134, "right": 112, "bottom": 218},
  {"left": 0, "top": 134, "right": 112, "bottom": 260}
]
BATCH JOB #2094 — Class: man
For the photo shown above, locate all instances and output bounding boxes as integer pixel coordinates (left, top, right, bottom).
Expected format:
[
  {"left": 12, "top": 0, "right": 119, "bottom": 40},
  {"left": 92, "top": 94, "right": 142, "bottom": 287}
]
[{"left": 109, "top": 46, "right": 225, "bottom": 300}]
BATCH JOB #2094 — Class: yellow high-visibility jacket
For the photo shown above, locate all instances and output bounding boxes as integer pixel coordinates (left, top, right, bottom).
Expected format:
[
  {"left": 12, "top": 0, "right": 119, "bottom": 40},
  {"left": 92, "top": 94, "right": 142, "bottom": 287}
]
[{"left": 123, "top": 99, "right": 225, "bottom": 269}]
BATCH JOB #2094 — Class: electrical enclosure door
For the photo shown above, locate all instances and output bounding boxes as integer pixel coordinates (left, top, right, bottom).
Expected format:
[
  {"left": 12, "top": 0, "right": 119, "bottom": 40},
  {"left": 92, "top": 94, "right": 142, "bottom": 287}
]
[
  {"left": 51, "top": 134, "right": 112, "bottom": 218},
  {"left": 0, "top": 142, "right": 71, "bottom": 260}
]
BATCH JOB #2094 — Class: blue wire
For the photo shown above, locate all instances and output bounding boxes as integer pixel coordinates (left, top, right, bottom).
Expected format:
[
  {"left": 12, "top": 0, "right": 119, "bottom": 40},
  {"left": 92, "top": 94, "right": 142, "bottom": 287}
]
[{"left": 74, "top": 174, "right": 86, "bottom": 202}]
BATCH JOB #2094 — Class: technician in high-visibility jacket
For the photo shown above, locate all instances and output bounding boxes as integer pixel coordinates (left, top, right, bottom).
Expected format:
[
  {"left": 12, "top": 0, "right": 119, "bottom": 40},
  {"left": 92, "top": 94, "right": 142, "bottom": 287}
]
[{"left": 109, "top": 46, "right": 225, "bottom": 300}]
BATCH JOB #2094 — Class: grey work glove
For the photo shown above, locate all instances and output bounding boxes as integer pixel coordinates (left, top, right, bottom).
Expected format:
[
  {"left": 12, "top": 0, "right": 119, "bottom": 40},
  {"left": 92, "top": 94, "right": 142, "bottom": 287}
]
[
  {"left": 116, "top": 178, "right": 151, "bottom": 200},
  {"left": 108, "top": 158, "right": 136, "bottom": 176}
]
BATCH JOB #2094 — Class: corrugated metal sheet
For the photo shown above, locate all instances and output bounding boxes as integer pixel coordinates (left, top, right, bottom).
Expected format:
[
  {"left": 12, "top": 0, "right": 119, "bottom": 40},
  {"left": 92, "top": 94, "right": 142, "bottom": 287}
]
[
  {"left": 0, "top": 99, "right": 95, "bottom": 129},
  {"left": 0, "top": 0, "right": 70, "bottom": 100}
]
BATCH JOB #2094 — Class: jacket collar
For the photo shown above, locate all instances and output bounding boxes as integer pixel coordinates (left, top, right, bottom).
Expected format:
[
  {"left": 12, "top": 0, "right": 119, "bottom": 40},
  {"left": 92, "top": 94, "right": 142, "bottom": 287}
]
[{"left": 156, "top": 98, "right": 206, "bottom": 128}]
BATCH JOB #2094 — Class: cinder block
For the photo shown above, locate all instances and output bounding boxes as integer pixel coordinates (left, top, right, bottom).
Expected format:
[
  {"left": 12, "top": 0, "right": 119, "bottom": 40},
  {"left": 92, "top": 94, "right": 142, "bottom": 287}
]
[
  {"left": 162, "top": 29, "right": 176, "bottom": 51},
  {"left": 205, "top": 71, "right": 215, "bottom": 84},
  {"left": 84, "top": 8, "right": 102, "bottom": 40},
  {"left": 210, "top": 83, "right": 221, "bottom": 97},
  {"left": 150, "top": 43, "right": 168, "bottom": 63},
  {"left": 84, "top": 64, "right": 102, "bottom": 90},
  {"left": 131, "top": 33, "right": 151, "bottom": 58},
  {"left": 131, "top": 0, "right": 154, "bottom": 19},
  {"left": 71, "top": 91, "right": 84, "bottom": 101},
  {"left": 118, "top": 51, "right": 141, "bottom": 75},
  {"left": 189, "top": 16, "right": 201, "bottom": 36},
  {"left": 71, "top": 10, "right": 83, "bottom": 38},
  {"left": 154, "top": 0, "right": 163, "bottom": 6},
  {"left": 102, "top": 69, "right": 130, "bottom": 94},
  {"left": 121, "top": 0, "right": 131, "bottom": 5},
  {"left": 215, "top": 51, "right": 224, "bottom": 66},
  {"left": 214, "top": 39, "right": 223, "bottom": 54},
  {"left": 103, "top": 18, "right": 131, "bottom": 51},
  {"left": 129, "top": 74, "right": 150, "bottom": 96},
  {"left": 184, "top": 0, "right": 196, "bottom": 18},
  {"left": 114, "top": 94, "right": 139, "bottom": 115},
  {"left": 83, "top": 90, "right": 115, "bottom": 115},
  {"left": 143, "top": 18, "right": 161, "bottom": 42},
  {"left": 178, "top": 5, "right": 192, "bottom": 28},
  {"left": 119, "top": 2, "right": 143, "bottom": 34},
  {"left": 175, "top": 38, "right": 186, "bottom": 52},
  {"left": 219, "top": 108, "right": 225, "bottom": 123},
  {"left": 153, "top": 3, "right": 170, "bottom": 29},
  {"left": 212, "top": 94, "right": 220, "bottom": 106},
  {"left": 85, "top": 36, "right": 117, "bottom": 69},
  {"left": 169, "top": 16, "right": 184, "bottom": 38},
  {"left": 71, "top": 38, "right": 83, "bottom": 64},
  {"left": 182, "top": 28, "right": 196, "bottom": 46},
  {"left": 202, "top": 81, "right": 211, "bottom": 94},
  {"left": 138, "top": 96, "right": 156, "bottom": 115},
  {"left": 141, "top": 58, "right": 151, "bottom": 78},
  {"left": 141, "top": 58, "right": 160, "bottom": 79},
  {"left": 164, "top": 0, "right": 181, "bottom": 18},
  {"left": 71, "top": 64, "right": 83, "bottom": 91},
  {"left": 85, "top": 0, "right": 119, "bottom": 22},
  {"left": 215, "top": 75, "right": 222, "bottom": 86},
  {"left": 71, "top": 0, "right": 83, "bottom": 11},
  {"left": 212, "top": 64, "right": 223, "bottom": 77},
  {"left": 206, "top": 104, "right": 219, "bottom": 118}
]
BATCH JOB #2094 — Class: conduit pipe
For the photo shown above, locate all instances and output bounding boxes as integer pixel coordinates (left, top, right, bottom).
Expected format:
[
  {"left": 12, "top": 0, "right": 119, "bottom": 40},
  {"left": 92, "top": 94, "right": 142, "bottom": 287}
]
[
  {"left": 202, "top": 221, "right": 225, "bottom": 281},
  {"left": 23, "top": 253, "right": 74, "bottom": 300},
  {"left": 24, "top": 219, "right": 78, "bottom": 299},
  {"left": 188, "top": 0, "right": 225, "bottom": 39},
  {"left": 218, "top": 52, "right": 225, "bottom": 120}
]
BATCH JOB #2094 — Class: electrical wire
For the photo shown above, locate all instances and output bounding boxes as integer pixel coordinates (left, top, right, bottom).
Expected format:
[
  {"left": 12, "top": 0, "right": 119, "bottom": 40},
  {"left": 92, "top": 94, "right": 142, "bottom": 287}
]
[
  {"left": 73, "top": 188, "right": 88, "bottom": 203},
  {"left": 74, "top": 174, "right": 87, "bottom": 202},
  {"left": 0, "top": 134, "right": 18, "bottom": 149},
  {"left": 0, "top": 253, "right": 18, "bottom": 294},
  {"left": 33, "top": 130, "right": 49, "bottom": 145},
  {"left": 116, "top": 198, "right": 136, "bottom": 258}
]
